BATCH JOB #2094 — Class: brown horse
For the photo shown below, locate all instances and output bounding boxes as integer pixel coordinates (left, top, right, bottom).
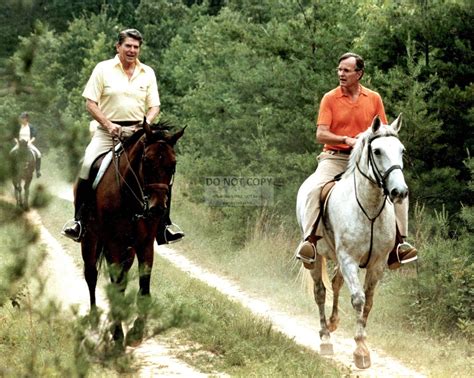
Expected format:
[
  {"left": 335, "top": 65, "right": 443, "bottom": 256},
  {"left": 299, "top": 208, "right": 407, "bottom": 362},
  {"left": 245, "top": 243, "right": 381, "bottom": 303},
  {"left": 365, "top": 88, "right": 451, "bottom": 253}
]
[
  {"left": 10, "top": 140, "right": 36, "bottom": 209},
  {"left": 80, "top": 120, "right": 184, "bottom": 345}
]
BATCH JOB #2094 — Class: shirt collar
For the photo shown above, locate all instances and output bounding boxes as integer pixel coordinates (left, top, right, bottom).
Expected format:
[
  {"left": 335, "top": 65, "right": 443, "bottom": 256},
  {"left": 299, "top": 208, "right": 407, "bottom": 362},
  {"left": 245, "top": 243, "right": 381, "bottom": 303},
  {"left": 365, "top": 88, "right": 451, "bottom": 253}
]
[
  {"left": 336, "top": 84, "right": 368, "bottom": 98},
  {"left": 113, "top": 54, "right": 144, "bottom": 73}
]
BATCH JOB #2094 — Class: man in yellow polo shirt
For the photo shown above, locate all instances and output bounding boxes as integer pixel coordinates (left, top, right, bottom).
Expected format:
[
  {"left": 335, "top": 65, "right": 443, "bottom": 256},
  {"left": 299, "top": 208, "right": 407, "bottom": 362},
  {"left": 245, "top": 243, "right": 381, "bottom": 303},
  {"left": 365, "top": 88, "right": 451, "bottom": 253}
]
[
  {"left": 62, "top": 28, "right": 184, "bottom": 244},
  {"left": 296, "top": 52, "right": 417, "bottom": 270}
]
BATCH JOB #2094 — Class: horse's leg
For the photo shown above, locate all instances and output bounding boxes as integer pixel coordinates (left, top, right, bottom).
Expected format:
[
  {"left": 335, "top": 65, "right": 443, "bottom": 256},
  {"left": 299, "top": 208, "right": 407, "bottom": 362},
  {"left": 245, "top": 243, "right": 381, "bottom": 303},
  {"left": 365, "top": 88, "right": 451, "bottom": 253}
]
[
  {"left": 20, "top": 183, "right": 25, "bottom": 209},
  {"left": 126, "top": 242, "right": 153, "bottom": 347},
  {"left": 107, "top": 245, "right": 135, "bottom": 346},
  {"left": 328, "top": 267, "right": 344, "bottom": 332},
  {"left": 353, "top": 267, "right": 384, "bottom": 369},
  {"left": 81, "top": 237, "right": 99, "bottom": 309},
  {"left": 310, "top": 254, "right": 333, "bottom": 355},
  {"left": 338, "top": 252, "right": 371, "bottom": 369},
  {"left": 137, "top": 243, "right": 154, "bottom": 297},
  {"left": 13, "top": 182, "right": 20, "bottom": 207},
  {"left": 24, "top": 180, "right": 31, "bottom": 210}
]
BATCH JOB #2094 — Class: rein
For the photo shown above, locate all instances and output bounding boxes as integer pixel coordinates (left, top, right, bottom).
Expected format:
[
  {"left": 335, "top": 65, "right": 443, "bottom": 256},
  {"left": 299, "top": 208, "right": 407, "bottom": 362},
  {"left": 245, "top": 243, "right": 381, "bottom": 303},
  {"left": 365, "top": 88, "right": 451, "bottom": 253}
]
[
  {"left": 353, "top": 172, "right": 387, "bottom": 269},
  {"left": 111, "top": 136, "right": 168, "bottom": 218},
  {"left": 354, "top": 134, "right": 401, "bottom": 269},
  {"left": 359, "top": 134, "right": 403, "bottom": 195}
]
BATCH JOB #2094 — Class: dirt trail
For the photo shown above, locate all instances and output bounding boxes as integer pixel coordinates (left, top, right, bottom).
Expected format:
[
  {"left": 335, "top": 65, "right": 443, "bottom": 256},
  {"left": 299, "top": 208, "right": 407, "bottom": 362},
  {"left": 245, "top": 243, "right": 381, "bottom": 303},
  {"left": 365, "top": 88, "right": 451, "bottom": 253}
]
[
  {"left": 156, "top": 247, "right": 426, "bottom": 377},
  {"left": 27, "top": 210, "right": 217, "bottom": 377},
  {"left": 37, "top": 185, "right": 426, "bottom": 376}
]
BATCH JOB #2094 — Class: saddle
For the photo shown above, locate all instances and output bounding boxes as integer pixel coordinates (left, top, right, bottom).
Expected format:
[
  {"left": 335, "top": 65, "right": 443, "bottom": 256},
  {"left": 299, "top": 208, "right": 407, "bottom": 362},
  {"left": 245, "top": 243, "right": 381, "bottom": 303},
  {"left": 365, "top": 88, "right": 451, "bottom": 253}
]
[
  {"left": 310, "top": 172, "right": 344, "bottom": 238},
  {"left": 91, "top": 142, "right": 124, "bottom": 190}
]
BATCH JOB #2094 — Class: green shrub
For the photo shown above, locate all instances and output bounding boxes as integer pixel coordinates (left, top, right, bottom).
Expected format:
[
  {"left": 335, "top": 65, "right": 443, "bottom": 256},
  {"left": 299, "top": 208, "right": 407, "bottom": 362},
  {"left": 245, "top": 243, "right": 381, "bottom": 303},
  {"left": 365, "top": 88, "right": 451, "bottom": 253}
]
[{"left": 402, "top": 204, "right": 474, "bottom": 339}]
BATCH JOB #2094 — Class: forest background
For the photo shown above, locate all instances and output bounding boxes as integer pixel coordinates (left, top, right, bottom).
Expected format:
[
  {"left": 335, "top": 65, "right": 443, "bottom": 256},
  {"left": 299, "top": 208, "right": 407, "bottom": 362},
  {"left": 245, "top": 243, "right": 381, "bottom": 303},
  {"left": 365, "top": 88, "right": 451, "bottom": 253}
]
[{"left": 0, "top": 0, "right": 472, "bottom": 341}]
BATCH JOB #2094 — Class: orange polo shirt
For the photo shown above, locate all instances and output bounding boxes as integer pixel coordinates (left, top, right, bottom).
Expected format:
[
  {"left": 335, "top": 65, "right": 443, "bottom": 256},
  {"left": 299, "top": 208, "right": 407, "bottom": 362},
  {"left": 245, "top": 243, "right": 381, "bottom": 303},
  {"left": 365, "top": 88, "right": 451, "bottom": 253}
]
[
  {"left": 82, "top": 55, "right": 160, "bottom": 123},
  {"left": 317, "top": 85, "right": 387, "bottom": 152}
]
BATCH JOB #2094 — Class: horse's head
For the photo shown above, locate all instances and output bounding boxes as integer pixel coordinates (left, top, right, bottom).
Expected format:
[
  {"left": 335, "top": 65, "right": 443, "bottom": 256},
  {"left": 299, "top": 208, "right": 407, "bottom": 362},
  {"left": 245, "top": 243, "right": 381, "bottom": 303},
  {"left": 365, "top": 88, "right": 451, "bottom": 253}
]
[
  {"left": 11, "top": 139, "right": 35, "bottom": 171},
  {"left": 350, "top": 114, "right": 408, "bottom": 203},
  {"left": 18, "top": 139, "right": 29, "bottom": 149},
  {"left": 140, "top": 120, "right": 185, "bottom": 217}
]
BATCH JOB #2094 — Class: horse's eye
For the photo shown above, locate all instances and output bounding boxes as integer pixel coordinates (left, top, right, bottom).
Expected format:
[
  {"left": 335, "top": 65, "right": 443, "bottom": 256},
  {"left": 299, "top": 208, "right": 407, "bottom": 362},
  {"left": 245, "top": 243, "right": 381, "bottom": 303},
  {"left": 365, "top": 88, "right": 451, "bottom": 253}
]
[{"left": 373, "top": 149, "right": 381, "bottom": 156}]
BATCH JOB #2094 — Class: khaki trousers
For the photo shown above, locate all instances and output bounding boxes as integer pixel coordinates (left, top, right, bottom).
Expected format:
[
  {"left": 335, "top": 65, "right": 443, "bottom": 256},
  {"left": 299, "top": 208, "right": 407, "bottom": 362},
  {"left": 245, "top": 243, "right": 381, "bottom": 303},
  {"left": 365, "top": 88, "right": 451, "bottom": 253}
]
[
  {"left": 302, "top": 152, "right": 409, "bottom": 241},
  {"left": 79, "top": 126, "right": 135, "bottom": 180}
]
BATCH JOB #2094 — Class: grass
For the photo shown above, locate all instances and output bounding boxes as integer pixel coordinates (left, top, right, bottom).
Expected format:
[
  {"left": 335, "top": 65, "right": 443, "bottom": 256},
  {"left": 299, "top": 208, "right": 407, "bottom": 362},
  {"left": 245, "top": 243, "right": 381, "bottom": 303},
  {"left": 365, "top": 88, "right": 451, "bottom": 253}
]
[
  {"left": 0, "top": 193, "right": 126, "bottom": 377},
  {"left": 170, "top": 177, "right": 474, "bottom": 377},
  {"left": 25, "top": 153, "right": 344, "bottom": 376},
  {"left": 22, "top": 151, "right": 473, "bottom": 376}
]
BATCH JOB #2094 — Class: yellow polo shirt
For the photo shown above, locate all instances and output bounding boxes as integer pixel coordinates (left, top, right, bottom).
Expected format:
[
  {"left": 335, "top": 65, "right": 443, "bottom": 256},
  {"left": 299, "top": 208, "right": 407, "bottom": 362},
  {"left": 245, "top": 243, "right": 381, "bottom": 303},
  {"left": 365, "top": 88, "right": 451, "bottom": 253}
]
[{"left": 82, "top": 55, "right": 160, "bottom": 122}]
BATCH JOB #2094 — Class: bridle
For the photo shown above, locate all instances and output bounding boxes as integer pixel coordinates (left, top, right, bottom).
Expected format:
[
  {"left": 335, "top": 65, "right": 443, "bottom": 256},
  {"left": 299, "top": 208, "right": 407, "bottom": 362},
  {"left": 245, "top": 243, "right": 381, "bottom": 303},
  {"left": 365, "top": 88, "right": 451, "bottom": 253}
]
[
  {"left": 356, "top": 134, "right": 403, "bottom": 195},
  {"left": 354, "top": 133, "right": 403, "bottom": 268},
  {"left": 111, "top": 135, "right": 171, "bottom": 219}
]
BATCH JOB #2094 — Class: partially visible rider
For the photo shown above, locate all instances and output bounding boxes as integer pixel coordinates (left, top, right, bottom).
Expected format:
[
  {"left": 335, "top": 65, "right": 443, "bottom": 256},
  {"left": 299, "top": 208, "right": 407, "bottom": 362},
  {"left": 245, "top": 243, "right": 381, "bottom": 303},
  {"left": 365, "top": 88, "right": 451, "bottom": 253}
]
[
  {"left": 62, "top": 28, "right": 184, "bottom": 244},
  {"left": 10, "top": 112, "right": 42, "bottom": 178}
]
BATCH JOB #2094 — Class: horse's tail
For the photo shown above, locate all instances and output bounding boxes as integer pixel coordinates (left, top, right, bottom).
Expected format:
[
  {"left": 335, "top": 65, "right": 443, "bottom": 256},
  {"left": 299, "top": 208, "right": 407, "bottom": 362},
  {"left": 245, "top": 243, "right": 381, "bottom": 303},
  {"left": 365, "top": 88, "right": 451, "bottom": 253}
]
[
  {"left": 320, "top": 255, "right": 332, "bottom": 292},
  {"left": 299, "top": 254, "right": 333, "bottom": 297}
]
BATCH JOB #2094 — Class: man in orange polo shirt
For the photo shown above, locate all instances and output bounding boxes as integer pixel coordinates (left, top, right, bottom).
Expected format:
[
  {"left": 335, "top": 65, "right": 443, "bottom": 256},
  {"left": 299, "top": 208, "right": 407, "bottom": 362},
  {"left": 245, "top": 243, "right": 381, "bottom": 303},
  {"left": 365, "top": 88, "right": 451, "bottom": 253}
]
[
  {"left": 62, "top": 29, "right": 184, "bottom": 244},
  {"left": 296, "top": 52, "right": 417, "bottom": 270}
]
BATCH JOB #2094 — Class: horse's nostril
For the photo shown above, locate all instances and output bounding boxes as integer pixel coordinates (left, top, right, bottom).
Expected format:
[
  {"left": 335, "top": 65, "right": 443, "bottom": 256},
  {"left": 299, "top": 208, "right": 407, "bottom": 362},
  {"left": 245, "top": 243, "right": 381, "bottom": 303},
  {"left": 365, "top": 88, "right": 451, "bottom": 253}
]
[{"left": 391, "top": 187, "right": 408, "bottom": 200}]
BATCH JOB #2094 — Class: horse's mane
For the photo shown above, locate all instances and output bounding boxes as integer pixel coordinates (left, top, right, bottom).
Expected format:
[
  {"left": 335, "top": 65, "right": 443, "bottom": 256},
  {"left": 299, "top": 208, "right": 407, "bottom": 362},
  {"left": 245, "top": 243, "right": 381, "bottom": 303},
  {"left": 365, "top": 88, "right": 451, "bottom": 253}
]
[
  {"left": 122, "top": 120, "right": 176, "bottom": 149},
  {"left": 344, "top": 122, "right": 399, "bottom": 177}
]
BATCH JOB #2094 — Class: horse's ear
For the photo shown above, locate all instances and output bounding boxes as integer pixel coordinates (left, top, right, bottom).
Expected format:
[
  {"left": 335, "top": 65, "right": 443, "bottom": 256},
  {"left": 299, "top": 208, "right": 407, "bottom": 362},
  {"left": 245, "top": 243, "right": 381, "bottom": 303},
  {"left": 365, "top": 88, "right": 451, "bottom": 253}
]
[
  {"left": 371, "top": 115, "right": 382, "bottom": 133},
  {"left": 142, "top": 117, "right": 153, "bottom": 139},
  {"left": 168, "top": 126, "right": 186, "bottom": 146},
  {"left": 391, "top": 113, "right": 403, "bottom": 133}
]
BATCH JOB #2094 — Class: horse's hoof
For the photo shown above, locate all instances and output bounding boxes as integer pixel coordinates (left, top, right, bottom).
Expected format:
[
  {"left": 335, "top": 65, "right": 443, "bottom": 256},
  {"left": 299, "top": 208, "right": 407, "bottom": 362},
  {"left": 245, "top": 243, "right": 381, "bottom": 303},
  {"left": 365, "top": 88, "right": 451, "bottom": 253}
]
[
  {"left": 320, "top": 342, "right": 334, "bottom": 355},
  {"left": 327, "top": 318, "right": 339, "bottom": 332},
  {"left": 354, "top": 351, "right": 371, "bottom": 369},
  {"left": 125, "top": 317, "right": 146, "bottom": 347}
]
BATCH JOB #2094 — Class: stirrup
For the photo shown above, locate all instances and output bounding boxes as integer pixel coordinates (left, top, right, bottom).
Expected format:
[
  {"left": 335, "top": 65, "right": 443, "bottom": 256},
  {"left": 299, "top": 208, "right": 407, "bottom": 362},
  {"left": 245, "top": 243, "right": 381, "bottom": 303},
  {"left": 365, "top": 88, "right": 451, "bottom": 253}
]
[
  {"left": 163, "top": 223, "right": 184, "bottom": 244},
  {"left": 295, "top": 241, "right": 317, "bottom": 265},
  {"left": 396, "top": 242, "right": 418, "bottom": 264},
  {"left": 61, "top": 219, "right": 83, "bottom": 242}
]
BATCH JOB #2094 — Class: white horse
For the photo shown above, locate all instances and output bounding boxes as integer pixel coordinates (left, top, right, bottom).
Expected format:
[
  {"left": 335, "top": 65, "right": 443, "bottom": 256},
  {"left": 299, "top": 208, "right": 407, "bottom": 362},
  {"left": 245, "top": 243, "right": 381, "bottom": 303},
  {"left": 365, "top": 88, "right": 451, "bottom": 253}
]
[{"left": 296, "top": 115, "right": 407, "bottom": 369}]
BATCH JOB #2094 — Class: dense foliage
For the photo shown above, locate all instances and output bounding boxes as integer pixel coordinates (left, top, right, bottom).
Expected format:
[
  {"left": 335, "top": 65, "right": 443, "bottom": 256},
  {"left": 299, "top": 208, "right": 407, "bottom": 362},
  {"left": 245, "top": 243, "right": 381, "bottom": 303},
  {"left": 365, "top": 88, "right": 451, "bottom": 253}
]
[{"left": 0, "top": 0, "right": 472, "bottom": 338}]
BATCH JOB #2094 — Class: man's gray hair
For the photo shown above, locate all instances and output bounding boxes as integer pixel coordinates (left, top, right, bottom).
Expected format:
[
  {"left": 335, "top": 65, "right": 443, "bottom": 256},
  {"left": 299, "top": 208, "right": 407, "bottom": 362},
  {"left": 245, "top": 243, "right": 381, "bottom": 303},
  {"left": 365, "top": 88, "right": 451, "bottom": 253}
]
[{"left": 339, "top": 52, "right": 365, "bottom": 72}]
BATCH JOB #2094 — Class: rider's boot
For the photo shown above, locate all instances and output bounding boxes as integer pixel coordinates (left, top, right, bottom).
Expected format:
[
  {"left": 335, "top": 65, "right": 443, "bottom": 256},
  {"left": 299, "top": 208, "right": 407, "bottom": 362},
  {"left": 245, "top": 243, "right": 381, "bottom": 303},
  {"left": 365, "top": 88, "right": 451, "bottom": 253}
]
[
  {"left": 295, "top": 234, "right": 320, "bottom": 270},
  {"left": 35, "top": 156, "right": 42, "bottom": 178},
  {"left": 62, "top": 179, "right": 91, "bottom": 242},
  {"left": 155, "top": 183, "right": 184, "bottom": 245},
  {"left": 156, "top": 223, "right": 185, "bottom": 244},
  {"left": 387, "top": 229, "right": 418, "bottom": 270}
]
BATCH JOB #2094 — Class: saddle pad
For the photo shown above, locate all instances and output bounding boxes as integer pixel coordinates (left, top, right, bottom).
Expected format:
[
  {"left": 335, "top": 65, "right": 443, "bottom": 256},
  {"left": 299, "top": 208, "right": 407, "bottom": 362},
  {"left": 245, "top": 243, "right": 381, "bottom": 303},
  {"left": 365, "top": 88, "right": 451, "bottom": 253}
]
[{"left": 92, "top": 142, "right": 123, "bottom": 190}]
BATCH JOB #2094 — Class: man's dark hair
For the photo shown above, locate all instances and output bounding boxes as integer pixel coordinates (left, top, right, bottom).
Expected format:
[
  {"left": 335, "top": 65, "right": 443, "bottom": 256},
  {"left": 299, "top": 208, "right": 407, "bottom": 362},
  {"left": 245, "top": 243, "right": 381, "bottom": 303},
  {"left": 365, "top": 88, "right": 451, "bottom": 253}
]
[
  {"left": 117, "top": 28, "right": 143, "bottom": 46},
  {"left": 339, "top": 52, "right": 365, "bottom": 78}
]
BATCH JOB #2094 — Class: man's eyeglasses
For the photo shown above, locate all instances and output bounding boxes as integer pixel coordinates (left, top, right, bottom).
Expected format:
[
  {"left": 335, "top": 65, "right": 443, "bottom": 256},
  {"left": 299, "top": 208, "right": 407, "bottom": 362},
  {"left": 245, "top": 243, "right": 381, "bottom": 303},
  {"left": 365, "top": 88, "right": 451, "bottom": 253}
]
[{"left": 336, "top": 68, "right": 360, "bottom": 74}]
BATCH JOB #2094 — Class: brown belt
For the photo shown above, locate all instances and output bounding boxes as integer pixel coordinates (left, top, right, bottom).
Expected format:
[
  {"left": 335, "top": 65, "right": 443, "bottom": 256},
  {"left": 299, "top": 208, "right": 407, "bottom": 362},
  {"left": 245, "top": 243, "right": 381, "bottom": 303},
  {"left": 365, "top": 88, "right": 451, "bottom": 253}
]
[{"left": 113, "top": 120, "right": 141, "bottom": 127}]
